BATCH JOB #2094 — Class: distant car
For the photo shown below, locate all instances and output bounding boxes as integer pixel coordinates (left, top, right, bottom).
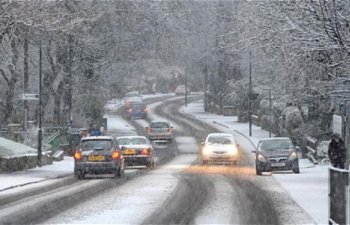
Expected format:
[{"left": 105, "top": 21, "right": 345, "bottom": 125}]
[
  {"left": 73, "top": 136, "right": 125, "bottom": 179},
  {"left": 200, "top": 133, "right": 240, "bottom": 165},
  {"left": 124, "top": 96, "right": 143, "bottom": 109},
  {"left": 252, "top": 137, "right": 300, "bottom": 175},
  {"left": 146, "top": 120, "right": 173, "bottom": 144},
  {"left": 175, "top": 85, "right": 190, "bottom": 95},
  {"left": 125, "top": 91, "right": 139, "bottom": 98},
  {"left": 117, "top": 136, "right": 155, "bottom": 168},
  {"left": 126, "top": 102, "right": 148, "bottom": 119}
]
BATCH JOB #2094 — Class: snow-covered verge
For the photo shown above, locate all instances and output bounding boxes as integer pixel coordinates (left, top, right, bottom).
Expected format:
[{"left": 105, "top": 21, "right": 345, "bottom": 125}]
[{"left": 180, "top": 99, "right": 329, "bottom": 225}]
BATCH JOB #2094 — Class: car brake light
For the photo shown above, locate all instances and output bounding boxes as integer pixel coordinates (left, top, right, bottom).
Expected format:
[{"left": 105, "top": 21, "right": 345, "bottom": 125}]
[
  {"left": 144, "top": 108, "right": 148, "bottom": 113},
  {"left": 128, "top": 108, "right": 132, "bottom": 112},
  {"left": 147, "top": 128, "right": 152, "bottom": 133},
  {"left": 112, "top": 150, "right": 120, "bottom": 160},
  {"left": 140, "top": 148, "right": 150, "bottom": 155},
  {"left": 167, "top": 128, "right": 173, "bottom": 133},
  {"left": 74, "top": 150, "right": 82, "bottom": 160}
]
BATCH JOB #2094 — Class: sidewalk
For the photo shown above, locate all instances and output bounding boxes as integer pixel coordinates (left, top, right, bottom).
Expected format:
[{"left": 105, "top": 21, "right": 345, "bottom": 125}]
[{"left": 181, "top": 99, "right": 329, "bottom": 225}]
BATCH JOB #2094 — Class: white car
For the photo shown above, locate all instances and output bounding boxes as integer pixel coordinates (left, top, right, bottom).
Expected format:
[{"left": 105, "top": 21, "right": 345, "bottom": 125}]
[{"left": 200, "top": 133, "right": 240, "bottom": 165}]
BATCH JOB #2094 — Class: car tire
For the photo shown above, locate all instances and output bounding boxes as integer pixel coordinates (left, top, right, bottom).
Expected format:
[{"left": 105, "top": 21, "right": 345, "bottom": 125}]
[
  {"left": 293, "top": 167, "right": 300, "bottom": 174},
  {"left": 147, "top": 159, "right": 155, "bottom": 169},
  {"left": 115, "top": 167, "right": 124, "bottom": 178},
  {"left": 75, "top": 170, "right": 84, "bottom": 180},
  {"left": 256, "top": 167, "right": 262, "bottom": 175},
  {"left": 231, "top": 161, "right": 238, "bottom": 166}
]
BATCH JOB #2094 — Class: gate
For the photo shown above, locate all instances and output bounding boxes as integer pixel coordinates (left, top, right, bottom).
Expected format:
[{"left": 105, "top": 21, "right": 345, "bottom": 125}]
[{"left": 329, "top": 167, "right": 349, "bottom": 225}]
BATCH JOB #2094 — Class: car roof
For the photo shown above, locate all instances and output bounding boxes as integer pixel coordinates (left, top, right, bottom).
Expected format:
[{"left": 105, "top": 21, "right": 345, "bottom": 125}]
[
  {"left": 151, "top": 120, "right": 169, "bottom": 124},
  {"left": 81, "top": 136, "right": 114, "bottom": 141},
  {"left": 207, "top": 133, "right": 233, "bottom": 137},
  {"left": 126, "top": 96, "right": 142, "bottom": 101},
  {"left": 117, "top": 136, "right": 147, "bottom": 139},
  {"left": 259, "top": 137, "right": 291, "bottom": 141}
]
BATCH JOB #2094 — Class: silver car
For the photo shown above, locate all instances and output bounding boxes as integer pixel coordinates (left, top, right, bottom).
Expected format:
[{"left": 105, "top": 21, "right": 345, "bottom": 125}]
[
  {"left": 253, "top": 137, "right": 300, "bottom": 175},
  {"left": 117, "top": 136, "right": 155, "bottom": 168},
  {"left": 146, "top": 120, "right": 173, "bottom": 144}
]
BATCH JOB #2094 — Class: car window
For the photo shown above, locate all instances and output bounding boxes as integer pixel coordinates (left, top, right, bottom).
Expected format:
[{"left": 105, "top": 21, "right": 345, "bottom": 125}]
[
  {"left": 259, "top": 139, "right": 293, "bottom": 151},
  {"left": 151, "top": 122, "right": 169, "bottom": 128},
  {"left": 207, "top": 136, "right": 233, "bottom": 145},
  {"left": 81, "top": 139, "right": 113, "bottom": 151}
]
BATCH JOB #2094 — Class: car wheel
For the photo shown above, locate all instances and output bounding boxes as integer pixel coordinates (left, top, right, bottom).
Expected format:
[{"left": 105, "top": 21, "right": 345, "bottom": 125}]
[
  {"left": 293, "top": 167, "right": 300, "bottom": 174},
  {"left": 231, "top": 161, "right": 238, "bottom": 166},
  {"left": 75, "top": 170, "right": 84, "bottom": 180},
  {"left": 115, "top": 167, "right": 124, "bottom": 178},
  {"left": 256, "top": 167, "right": 262, "bottom": 175},
  {"left": 147, "top": 159, "right": 155, "bottom": 169}
]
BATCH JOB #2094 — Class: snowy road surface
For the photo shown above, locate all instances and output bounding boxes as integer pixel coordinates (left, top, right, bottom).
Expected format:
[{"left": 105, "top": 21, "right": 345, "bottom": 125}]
[{"left": 0, "top": 95, "right": 323, "bottom": 224}]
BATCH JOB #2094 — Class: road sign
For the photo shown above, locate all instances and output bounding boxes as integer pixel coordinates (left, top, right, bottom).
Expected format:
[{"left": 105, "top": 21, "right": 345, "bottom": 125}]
[{"left": 21, "top": 94, "right": 39, "bottom": 100}]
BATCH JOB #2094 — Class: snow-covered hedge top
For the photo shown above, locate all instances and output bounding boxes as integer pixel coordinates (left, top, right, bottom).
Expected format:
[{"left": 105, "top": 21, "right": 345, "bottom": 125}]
[{"left": 0, "top": 137, "right": 37, "bottom": 158}]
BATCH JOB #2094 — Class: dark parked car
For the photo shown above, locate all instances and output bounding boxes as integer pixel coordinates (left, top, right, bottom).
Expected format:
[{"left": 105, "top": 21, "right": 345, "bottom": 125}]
[
  {"left": 73, "top": 136, "right": 125, "bottom": 179},
  {"left": 252, "top": 137, "right": 300, "bottom": 175}
]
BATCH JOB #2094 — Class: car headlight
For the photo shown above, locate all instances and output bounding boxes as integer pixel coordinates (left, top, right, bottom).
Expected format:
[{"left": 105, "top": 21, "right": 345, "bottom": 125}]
[
  {"left": 258, "top": 154, "right": 266, "bottom": 162},
  {"left": 227, "top": 145, "right": 238, "bottom": 155},
  {"left": 289, "top": 152, "right": 297, "bottom": 160},
  {"left": 202, "top": 146, "right": 211, "bottom": 155}
]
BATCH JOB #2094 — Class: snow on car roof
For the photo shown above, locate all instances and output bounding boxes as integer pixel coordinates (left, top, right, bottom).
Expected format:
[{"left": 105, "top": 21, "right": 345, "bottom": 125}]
[
  {"left": 259, "top": 137, "right": 291, "bottom": 141},
  {"left": 116, "top": 136, "right": 147, "bottom": 139},
  {"left": 81, "top": 136, "right": 114, "bottom": 140},
  {"left": 207, "top": 133, "right": 233, "bottom": 137}
]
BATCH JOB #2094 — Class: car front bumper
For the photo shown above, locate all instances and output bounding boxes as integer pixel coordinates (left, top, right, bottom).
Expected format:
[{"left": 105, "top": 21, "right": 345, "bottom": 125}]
[
  {"left": 201, "top": 152, "right": 239, "bottom": 162},
  {"left": 256, "top": 159, "right": 299, "bottom": 172}
]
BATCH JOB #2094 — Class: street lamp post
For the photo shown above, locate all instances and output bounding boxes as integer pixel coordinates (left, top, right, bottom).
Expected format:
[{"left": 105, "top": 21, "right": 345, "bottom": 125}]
[
  {"left": 37, "top": 42, "right": 42, "bottom": 166},
  {"left": 185, "top": 68, "right": 188, "bottom": 107},
  {"left": 249, "top": 49, "right": 252, "bottom": 136}
]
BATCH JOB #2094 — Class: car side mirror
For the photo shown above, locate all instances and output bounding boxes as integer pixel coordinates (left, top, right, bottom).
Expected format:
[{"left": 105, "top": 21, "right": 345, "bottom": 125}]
[
  {"left": 121, "top": 146, "right": 126, "bottom": 151},
  {"left": 145, "top": 127, "right": 149, "bottom": 130},
  {"left": 295, "top": 146, "right": 301, "bottom": 152}
]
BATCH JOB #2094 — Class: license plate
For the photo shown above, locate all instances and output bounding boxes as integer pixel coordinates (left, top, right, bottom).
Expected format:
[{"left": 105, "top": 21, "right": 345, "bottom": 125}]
[
  {"left": 123, "top": 149, "right": 136, "bottom": 155},
  {"left": 88, "top": 155, "right": 105, "bottom": 161},
  {"left": 271, "top": 162, "right": 285, "bottom": 167}
]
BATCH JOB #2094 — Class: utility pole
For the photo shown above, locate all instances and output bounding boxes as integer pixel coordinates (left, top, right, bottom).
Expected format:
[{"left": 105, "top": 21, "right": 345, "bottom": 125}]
[
  {"left": 185, "top": 67, "right": 188, "bottom": 107},
  {"left": 269, "top": 89, "right": 272, "bottom": 138},
  {"left": 37, "top": 42, "right": 42, "bottom": 166},
  {"left": 68, "top": 34, "right": 73, "bottom": 151},
  {"left": 23, "top": 30, "right": 29, "bottom": 131},
  {"left": 249, "top": 49, "right": 252, "bottom": 137}
]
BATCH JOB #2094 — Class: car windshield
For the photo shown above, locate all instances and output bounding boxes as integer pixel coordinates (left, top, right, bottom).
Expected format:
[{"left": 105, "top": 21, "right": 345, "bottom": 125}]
[
  {"left": 81, "top": 140, "right": 113, "bottom": 151},
  {"left": 259, "top": 139, "right": 294, "bottom": 151},
  {"left": 151, "top": 122, "right": 169, "bottom": 128},
  {"left": 118, "top": 138, "right": 147, "bottom": 145},
  {"left": 207, "top": 136, "right": 233, "bottom": 145}
]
